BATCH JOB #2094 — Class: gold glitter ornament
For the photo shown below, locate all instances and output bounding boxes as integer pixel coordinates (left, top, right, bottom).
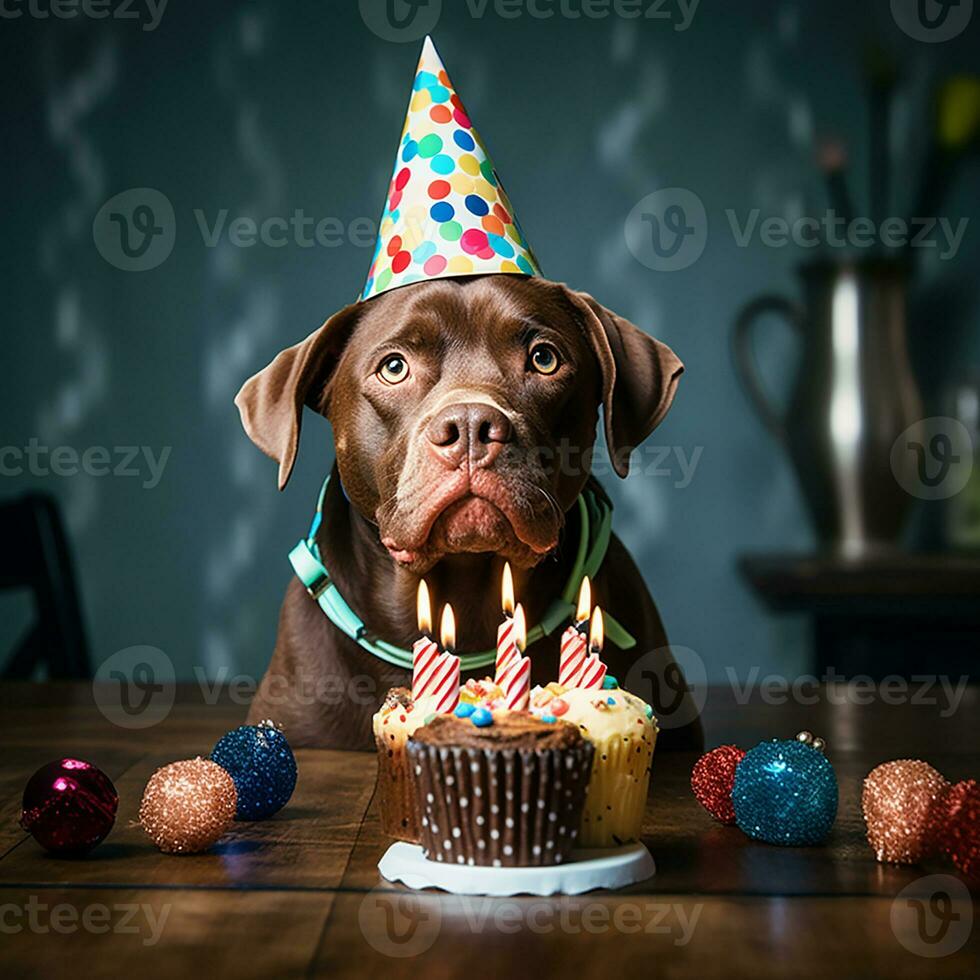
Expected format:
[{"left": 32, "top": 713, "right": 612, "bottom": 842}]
[
  {"left": 862, "top": 759, "right": 950, "bottom": 864},
  {"left": 139, "top": 758, "right": 237, "bottom": 854}
]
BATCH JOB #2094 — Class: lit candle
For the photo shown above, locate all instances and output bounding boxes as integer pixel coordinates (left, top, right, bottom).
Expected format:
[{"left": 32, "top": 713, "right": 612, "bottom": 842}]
[
  {"left": 559, "top": 577, "right": 591, "bottom": 688},
  {"left": 577, "top": 607, "right": 607, "bottom": 690},
  {"left": 496, "top": 604, "right": 530, "bottom": 711},
  {"left": 411, "top": 581, "right": 440, "bottom": 701},
  {"left": 495, "top": 562, "right": 519, "bottom": 679},
  {"left": 433, "top": 604, "right": 461, "bottom": 713}
]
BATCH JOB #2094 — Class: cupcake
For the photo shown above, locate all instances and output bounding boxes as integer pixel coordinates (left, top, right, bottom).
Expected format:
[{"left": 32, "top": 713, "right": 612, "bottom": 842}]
[
  {"left": 407, "top": 711, "right": 594, "bottom": 867},
  {"left": 541, "top": 684, "right": 657, "bottom": 847},
  {"left": 373, "top": 687, "right": 437, "bottom": 841}
]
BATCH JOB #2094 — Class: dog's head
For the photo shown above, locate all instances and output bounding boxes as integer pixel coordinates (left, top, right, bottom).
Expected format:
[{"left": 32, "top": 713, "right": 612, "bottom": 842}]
[{"left": 236, "top": 275, "right": 682, "bottom": 574}]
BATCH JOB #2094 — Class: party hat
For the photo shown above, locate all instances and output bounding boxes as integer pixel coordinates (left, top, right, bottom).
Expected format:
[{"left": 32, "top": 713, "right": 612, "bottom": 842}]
[{"left": 361, "top": 36, "right": 540, "bottom": 302}]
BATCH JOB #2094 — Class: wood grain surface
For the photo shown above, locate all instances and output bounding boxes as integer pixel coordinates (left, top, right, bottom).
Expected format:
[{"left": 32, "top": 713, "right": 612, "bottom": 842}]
[{"left": 0, "top": 682, "right": 977, "bottom": 979}]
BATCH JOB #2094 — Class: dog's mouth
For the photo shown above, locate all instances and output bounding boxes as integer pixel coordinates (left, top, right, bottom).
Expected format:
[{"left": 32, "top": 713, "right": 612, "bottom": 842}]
[{"left": 379, "top": 472, "right": 560, "bottom": 571}]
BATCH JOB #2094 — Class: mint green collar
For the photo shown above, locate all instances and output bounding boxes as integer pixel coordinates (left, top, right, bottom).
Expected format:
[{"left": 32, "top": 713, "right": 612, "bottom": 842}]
[{"left": 289, "top": 477, "right": 635, "bottom": 672}]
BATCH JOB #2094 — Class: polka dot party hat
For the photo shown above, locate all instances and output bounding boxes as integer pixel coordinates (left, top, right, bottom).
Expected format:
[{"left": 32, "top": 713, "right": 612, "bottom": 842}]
[{"left": 361, "top": 36, "right": 541, "bottom": 302}]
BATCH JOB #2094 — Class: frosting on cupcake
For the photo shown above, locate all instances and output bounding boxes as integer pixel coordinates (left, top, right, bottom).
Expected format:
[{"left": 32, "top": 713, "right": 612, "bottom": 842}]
[
  {"left": 411, "top": 711, "right": 583, "bottom": 751},
  {"left": 558, "top": 687, "right": 658, "bottom": 741},
  {"left": 373, "top": 687, "right": 438, "bottom": 742}
]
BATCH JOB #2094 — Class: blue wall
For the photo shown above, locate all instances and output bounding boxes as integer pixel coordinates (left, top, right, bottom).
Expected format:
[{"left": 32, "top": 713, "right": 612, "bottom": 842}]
[{"left": 2, "top": 0, "right": 978, "bottom": 686}]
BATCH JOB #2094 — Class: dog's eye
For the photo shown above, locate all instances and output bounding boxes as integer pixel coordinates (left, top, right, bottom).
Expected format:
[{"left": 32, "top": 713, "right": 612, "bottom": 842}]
[
  {"left": 528, "top": 343, "right": 561, "bottom": 376},
  {"left": 377, "top": 355, "right": 409, "bottom": 385}
]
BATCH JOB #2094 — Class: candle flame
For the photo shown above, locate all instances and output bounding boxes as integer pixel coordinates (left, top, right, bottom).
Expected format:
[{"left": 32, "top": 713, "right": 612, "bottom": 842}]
[
  {"left": 417, "top": 580, "right": 432, "bottom": 635},
  {"left": 589, "top": 607, "right": 604, "bottom": 653},
  {"left": 501, "top": 561, "right": 515, "bottom": 616},
  {"left": 513, "top": 603, "right": 527, "bottom": 652},
  {"left": 575, "top": 576, "right": 591, "bottom": 625},
  {"left": 440, "top": 603, "right": 456, "bottom": 652}
]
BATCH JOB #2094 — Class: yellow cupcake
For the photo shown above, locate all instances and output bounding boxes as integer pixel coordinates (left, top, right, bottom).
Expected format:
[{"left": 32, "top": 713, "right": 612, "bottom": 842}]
[
  {"left": 373, "top": 688, "right": 438, "bottom": 841},
  {"left": 556, "top": 687, "right": 657, "bottom": 847}
]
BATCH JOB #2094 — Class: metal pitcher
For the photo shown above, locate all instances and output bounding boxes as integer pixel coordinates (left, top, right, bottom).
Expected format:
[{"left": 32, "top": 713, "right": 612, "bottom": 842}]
[{"left": 734, "top": 259, "right": 923, "bottom": 554}]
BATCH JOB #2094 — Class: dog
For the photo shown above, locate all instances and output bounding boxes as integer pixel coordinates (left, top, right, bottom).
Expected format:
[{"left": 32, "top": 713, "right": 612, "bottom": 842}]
[{"left": 236, "top": 274, "right": 703, "bottom": 751}]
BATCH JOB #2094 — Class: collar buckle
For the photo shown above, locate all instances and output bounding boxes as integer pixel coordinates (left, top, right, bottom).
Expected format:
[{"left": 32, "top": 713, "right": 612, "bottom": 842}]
[{"left": 306, "top": 569, "right": 331, "bottom": 601}]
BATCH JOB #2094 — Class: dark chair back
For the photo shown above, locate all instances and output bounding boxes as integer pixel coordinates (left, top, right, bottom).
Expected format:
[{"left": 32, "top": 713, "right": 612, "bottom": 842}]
[{"left": 0, "top": 493, "right": 91, "bottom": 679}]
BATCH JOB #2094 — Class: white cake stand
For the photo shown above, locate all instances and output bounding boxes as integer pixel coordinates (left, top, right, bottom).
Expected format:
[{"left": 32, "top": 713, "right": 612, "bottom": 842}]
[{"left": 378, "top": 841, "right": 655, "bottom": 896}]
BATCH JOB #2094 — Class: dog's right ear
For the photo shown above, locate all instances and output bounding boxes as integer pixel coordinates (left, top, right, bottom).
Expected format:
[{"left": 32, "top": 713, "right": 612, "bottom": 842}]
[{"left": 235, "top": 303, "right": 361, "bottom": 490}]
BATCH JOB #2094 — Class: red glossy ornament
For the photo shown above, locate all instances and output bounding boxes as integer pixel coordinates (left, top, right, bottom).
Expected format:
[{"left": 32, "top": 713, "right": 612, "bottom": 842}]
[
  {"left": 945, "top": 779, "right": 980, "bottom": 878},
  {"left": 691, "top": 744, "right": 746, "bottom": 824},
  {"left": 20, "top": 758, "right": 118, "bottom": 855}
]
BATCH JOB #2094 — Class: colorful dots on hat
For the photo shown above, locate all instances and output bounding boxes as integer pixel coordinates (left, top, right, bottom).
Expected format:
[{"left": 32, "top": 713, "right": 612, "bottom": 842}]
[
  {"left": 413, "top": 241, "right": 437, "bottom": 263},
  {"left": 430, "top": 154, "right": 455, "bottom": 175},
  {"left": 439, "top": 221, "right": 463, "bottom": 242},
  {"left": 460, "top": 228, "right": 489, "bottom": 255},
  {"left": 424, "top": 255, "right": 447, "bottom": 276},
  {"left": 417, "top": 134, "right": 443, "bottom": 158},
  {"left": 430, "top": 201, "right": 455, "bottom": 222},
  {"left": 465, "top": 195, "right": 489, "bottom": 217},
  {"left": 448, "top": 256, "right": 473, "bottom": 274},
  {"left": 361, "top": 36, "right": 540, "bottom": 302},
  {"left": 487, "top": 234, "right": 514, "bottom": 258}
]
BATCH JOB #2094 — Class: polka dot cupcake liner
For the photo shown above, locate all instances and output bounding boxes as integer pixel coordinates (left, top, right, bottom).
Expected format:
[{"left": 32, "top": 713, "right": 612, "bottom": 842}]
[
  {"left": 407, "top": 740, "right": 594, "bottom": 868},
  {"left": 361, "top": 35, "right": 541, "bottom": 302}
]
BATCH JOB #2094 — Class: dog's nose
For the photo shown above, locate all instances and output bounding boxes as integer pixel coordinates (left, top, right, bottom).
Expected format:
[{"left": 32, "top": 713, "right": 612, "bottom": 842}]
[{"left": 425, "top": 403, "right": 514, "bottom": 469}]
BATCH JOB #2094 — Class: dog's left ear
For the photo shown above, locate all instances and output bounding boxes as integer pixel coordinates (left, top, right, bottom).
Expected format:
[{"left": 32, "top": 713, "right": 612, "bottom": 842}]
[
  {"left": 235, "top": 302, "right": 361, "bottom": 490},
  {"left": 561, "top": 287, "right": 684, "bottom": 478}
]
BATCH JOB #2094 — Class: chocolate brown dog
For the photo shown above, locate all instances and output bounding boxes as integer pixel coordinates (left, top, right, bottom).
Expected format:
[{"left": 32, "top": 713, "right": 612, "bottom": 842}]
[{"left": 236, "top": 274, "right": 702, "bottom": 750}]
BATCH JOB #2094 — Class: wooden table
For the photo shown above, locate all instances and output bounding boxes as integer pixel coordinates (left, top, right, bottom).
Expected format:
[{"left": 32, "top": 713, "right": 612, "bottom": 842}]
[{"left": 1, "top": 682, "right": 977, "bottom": 978}]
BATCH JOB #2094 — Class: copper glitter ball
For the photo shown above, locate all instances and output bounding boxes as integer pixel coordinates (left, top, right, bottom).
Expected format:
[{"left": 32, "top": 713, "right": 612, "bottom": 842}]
[
  {"left": 862, "top": 759, "right": 950, "bottom": 864},
  {"left": 139, "top": 758, "right": 237, "bottom": 854}
]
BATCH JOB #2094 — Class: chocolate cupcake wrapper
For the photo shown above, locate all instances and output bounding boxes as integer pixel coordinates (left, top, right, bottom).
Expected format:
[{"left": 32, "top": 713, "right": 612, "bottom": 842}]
[
  {"left": 408, "top": 740, "right": 594, "bottom": 867},
  {"left": 375, "top": 735, "right": 420, "bottom": 842},
  {"left": 578, "top": 731, "right": 654, "bottom": 848}
]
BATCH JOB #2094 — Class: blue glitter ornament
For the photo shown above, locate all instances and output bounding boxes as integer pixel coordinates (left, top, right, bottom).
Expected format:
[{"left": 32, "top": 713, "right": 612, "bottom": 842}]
[
  {"left": 732, "top": 733, "right": 837, "bottom": 846},
  {"left": 211, "top": 721, "right": 297, "bottom": 820}
]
